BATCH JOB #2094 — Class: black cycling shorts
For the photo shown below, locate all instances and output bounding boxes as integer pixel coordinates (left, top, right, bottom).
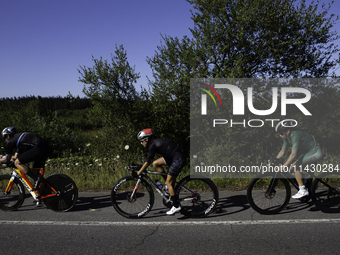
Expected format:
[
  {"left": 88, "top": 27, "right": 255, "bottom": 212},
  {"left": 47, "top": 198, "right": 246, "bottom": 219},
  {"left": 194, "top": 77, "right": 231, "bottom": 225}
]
[
  {"left": 164, "top": 152, "right": 186, "bottom": 176},
  {"left": 18, "top": 146, "right": 50, "bottom": 168}
]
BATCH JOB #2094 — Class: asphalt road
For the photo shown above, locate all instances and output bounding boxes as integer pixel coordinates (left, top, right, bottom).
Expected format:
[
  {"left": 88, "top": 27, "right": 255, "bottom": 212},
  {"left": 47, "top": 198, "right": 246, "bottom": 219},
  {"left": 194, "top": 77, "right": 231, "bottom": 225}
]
[{"left": 1, "top": 190, "right": 340, "bottom": 255}]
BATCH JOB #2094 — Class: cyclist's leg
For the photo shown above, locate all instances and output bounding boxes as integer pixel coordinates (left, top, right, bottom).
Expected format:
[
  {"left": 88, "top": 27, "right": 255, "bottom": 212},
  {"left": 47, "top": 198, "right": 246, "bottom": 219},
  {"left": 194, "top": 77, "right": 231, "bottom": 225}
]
[
  {"left": 166, "top": 154, "right": 186, "bottom": 196},
  {"left": 166, "top": 153, "right": 186, "bottom": 215},
  {"left": 31, "top": 153, "right": 49, "bottom": 190},
  {"left": 16, "top": 147, "right": 49, "bottom": 185},
  {"left": 152, "top": 157, "right": 167, "bottom": 181},
  {"left": 293, "top": 155, "right": 305, "bottom": 186},
  {"left": 292, "top": 147, "right": 323, "bottom": 198},
  {"left": 15, "top": 150, "right": 38, "bottom": 181}
]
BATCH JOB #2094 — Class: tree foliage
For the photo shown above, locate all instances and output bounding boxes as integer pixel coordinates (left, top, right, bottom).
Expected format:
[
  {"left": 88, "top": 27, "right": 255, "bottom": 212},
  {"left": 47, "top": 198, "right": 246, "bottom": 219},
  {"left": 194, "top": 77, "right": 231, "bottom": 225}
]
[
  {"left": 78, "top": 44, "right": 150, "bottom": 154},
  {"left": 146, "top": 0, "right": 340, "bottom": 162},
  {"left": 188, "top": 0, "right": 340, "bottom": 78}
]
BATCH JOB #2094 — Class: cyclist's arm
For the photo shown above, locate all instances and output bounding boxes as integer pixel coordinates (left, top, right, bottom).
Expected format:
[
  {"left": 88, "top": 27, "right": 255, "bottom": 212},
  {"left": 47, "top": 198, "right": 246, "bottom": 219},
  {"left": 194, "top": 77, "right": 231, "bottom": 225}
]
[
  {"left": 283, "top": 151, "right": 297, "bottom": 167},
  {"left": 276, "top": 150, "right": 285, "bottom": 159},
  {"left": 137, "top": 162, "right": 150, "bottom": 176},
  {"left": 12, "top": 152, "right": 18, "bottom": 160}
]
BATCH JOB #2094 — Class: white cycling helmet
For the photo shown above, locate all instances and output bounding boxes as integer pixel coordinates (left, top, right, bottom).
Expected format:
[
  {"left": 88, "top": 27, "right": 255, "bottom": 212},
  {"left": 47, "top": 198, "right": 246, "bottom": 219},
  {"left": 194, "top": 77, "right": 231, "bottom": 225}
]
[
  {"left": 1, "top": 127, "right": 16, "bottom": 140},
  {"left": 275, "top": 120, "right": 296, "bottom": 134}
]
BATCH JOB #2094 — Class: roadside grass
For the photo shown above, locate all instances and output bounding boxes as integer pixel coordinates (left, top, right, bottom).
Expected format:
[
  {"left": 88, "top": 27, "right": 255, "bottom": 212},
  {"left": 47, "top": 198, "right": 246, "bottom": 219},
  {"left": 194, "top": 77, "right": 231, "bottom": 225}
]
[
  {"left": 1, "top": 152, "right": 338, "bottom": 192},
  {"left": 43, "top": 153, "right": 340, "bottom": 191}
]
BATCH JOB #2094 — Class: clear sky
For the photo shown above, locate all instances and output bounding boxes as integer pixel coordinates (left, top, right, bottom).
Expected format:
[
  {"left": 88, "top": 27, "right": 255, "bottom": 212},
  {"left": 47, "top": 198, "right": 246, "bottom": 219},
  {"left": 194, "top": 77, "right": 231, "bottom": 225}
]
[{"left": 1, "top": 0, "right": 339, "bottom": 99}]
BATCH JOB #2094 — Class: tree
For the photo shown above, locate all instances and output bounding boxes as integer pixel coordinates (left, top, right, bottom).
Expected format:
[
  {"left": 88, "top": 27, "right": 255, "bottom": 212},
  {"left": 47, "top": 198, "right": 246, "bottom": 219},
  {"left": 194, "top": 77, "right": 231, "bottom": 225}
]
[
  {"left": 188, "top": 0, "right": 340, "bottom": 78},
  {"left": 78, "top": 44, "right": 149, "bottom": 153},
  {"left": 147, "top": 0, "right": 340, "bottom": 165},
  {"left": 146, "top": 36, "right": 199, "bottom": 152}
]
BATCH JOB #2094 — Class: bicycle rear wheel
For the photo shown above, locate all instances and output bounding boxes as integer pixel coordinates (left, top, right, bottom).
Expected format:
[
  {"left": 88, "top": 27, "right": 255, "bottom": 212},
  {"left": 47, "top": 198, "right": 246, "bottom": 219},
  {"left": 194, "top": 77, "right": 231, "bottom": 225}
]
[
  {"left": 247, "top": 173, "right": 291, "bottom": 215},
  {"left": 0, "top": 174, "right": 25, "bottom": 211},
  {"left": 311, "top": 171, "right": 340, "bottom": 213},
  {"left": 40, "top": 174, "right": 78, "bottom": 212},
  {"left": 111, "top": 176, "right": 154, "bottom": 218},
  {"left": 176, "top": 176, "right": 219, "bottom": 218}
]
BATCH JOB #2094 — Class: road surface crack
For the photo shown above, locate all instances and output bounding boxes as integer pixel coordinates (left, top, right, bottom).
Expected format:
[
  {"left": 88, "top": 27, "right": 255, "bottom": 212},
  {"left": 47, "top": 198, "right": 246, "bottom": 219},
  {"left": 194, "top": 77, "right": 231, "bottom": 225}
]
[{"left": 125, "top": 224, "right": 160, "bottom": 255}]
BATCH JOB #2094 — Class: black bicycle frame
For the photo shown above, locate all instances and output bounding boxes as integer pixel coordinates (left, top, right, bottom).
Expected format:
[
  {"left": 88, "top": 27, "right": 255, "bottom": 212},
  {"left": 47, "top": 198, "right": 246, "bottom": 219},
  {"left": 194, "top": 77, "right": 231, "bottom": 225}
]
[{"left": 134, "top": 171, "right": 172, "bottom": 203}]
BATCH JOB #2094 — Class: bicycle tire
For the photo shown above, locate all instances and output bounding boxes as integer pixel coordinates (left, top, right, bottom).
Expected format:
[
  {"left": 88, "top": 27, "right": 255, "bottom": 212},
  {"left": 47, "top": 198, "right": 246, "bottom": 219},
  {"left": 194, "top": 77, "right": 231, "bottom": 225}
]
[
  {"left": 311, "top": 171, "right": 340, "bottom": 213},
  {"left": 40, "top": 174, "right": 78, "bottom": 212},
  {"left": 247, "top": 172, "right": 291, "bottom": 215},
  {"left": 0, "top": 174, "right": 25, "bottom": 211},
  {"left": 111, "top": 176, "right": 154, "bottom": 218},
  {"left": 176, "top": 176, "right": 219, "bottom": 218}
]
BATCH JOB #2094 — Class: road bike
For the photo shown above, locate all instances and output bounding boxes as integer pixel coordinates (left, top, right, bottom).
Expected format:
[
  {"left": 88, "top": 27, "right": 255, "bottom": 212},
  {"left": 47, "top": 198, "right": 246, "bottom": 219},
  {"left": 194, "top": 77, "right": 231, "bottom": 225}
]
[
  {"left": 247, "top": 161, "right": 340, "bottom": 214},
  {"left": 0, "top": 163, "right": 78, "bottom": 212},
  {"left": 111, "top": 164, "right": 219, "bottom": 218}
]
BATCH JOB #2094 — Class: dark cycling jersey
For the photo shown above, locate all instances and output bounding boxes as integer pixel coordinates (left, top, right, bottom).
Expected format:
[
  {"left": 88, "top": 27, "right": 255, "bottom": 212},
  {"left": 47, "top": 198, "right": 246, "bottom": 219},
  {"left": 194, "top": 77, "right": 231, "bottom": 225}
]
[
  {"left": 146, "top": 138, "right": 186, "bottom": 176},
  {"left": 146, "top": 138, "right": 181, "bottom": 163},
  {"left": 6, "top": 133, "right": 47, "bottom": 155}
]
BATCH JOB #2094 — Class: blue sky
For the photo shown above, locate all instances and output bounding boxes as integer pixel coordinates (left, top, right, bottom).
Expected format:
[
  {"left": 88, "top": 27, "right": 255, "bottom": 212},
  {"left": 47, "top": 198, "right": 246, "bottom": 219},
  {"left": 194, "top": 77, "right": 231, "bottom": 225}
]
[
  {"left": 1, "top": 0, "right": 339, "bottom": 98},
  {"left": 0, "top": 0, "right": 194, "bottom": 98}
]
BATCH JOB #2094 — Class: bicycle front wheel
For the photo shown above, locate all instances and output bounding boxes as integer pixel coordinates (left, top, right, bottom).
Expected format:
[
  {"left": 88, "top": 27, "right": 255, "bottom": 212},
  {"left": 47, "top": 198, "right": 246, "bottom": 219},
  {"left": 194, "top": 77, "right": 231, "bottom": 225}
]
[
  {"left": 176, "top": 176, "right": 219, "bottom": 218},
  {"left": 247, "top": 173, "right": 291, "bottom": 215},
  {"left": 312, "top": 171, "right": 340, "bottom": 213},
  {"left": 41, "top": 174, "right": 78, "bottom": 212},
  {"left": 0, "top": 174, "right": 25, "bottom": 211},
  {"left": 111, "top": 176, "right": 154, "bottom": 218}
]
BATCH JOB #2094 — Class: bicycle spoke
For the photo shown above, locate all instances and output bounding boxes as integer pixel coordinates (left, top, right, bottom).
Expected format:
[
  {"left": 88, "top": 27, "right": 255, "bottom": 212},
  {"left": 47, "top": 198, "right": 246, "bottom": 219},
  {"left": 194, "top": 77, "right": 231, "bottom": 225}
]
[
  {"left": 111, "top": 177, "right": 154, "bottom": 218},
  {"left": 247, "top": 173, "right": 291, "bottom": 214},
  {"left": 176, "top": 177, "right": 218, "bottom": 218}
]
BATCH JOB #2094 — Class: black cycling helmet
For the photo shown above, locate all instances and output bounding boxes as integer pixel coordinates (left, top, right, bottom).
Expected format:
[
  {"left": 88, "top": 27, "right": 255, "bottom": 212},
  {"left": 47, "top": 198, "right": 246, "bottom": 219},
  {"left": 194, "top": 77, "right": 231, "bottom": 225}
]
[
  {"left": 275, "top": 120, "right": 296, "bottom": 134},
  {"left": 1, "top": 127, "right": 16, "bottom": 140},
  {"left": 137, "top": 128, "right": 154, "bottom": 141}
]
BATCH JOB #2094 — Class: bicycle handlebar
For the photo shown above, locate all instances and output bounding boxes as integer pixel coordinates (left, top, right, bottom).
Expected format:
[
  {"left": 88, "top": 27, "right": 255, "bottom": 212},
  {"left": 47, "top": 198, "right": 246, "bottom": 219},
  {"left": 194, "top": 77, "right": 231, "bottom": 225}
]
[
  {"left": 267, "top": 157, "right": 284, "bottom": 166},
  {"left": 0, "top": 155, "right": 15, "bottom": 168},
  {"left": 126, "top": 164, "right": 143, "bottom": 176}
]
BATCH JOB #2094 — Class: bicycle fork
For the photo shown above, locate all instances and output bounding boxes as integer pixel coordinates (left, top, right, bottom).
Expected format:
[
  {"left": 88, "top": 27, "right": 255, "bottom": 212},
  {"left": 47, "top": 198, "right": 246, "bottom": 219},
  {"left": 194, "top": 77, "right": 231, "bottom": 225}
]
[
  {"left": 266, "top": 173, "right": 279, "bottom": 195},
  {"left": 130, "top": 178, "right": 142, "bottom": 199}
]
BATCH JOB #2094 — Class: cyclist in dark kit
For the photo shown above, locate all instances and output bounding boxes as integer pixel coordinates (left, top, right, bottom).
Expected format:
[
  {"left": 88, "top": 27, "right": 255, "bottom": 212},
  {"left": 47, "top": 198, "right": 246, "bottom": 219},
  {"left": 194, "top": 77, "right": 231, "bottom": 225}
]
[
  {"left": 274, "top": 120, "right": 323, "bottom": 199},
  {"left": 135, "top": 128, "right": 186, "bottom": 215},
  {"left": 0, "top": 127, "right": 50, "bottom": 190}
]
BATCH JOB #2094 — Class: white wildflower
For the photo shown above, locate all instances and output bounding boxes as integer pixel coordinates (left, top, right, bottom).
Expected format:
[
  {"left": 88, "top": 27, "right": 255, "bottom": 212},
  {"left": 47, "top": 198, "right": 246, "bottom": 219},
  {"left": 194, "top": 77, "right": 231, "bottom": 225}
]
[{"left": 124, "top": 145, "right": 129, "bottom": 150}]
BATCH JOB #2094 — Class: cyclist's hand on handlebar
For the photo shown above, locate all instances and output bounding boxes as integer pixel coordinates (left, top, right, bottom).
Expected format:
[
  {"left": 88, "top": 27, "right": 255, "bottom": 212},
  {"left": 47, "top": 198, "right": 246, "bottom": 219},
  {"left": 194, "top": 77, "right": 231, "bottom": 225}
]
[
  {"left": 268, "top": 157, "right": 283, "bottom": 166},
  {"left": 131, "top": 170, "right": 140, "bottom": 179},
  {"left": 7, "top": 160, "right": 15, "bottom": 167},
  {"left": 0, "top": 155, "right": 5, "bottom": 164}
]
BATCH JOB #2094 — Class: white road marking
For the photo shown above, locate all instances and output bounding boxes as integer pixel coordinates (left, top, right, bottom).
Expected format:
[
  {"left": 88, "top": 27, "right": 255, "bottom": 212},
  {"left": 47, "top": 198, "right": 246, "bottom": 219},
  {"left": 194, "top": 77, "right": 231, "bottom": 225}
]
[{"left": 1, "top": 219, "right": 340, "bottom": 226}]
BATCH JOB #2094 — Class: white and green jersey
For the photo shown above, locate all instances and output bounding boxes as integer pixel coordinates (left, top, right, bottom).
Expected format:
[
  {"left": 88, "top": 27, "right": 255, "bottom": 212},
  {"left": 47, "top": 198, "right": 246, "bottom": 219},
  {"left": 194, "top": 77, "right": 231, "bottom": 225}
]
[
  {"left": 282, "top": 130, "right": 323, "bottom": 167},
  {"left": 282, "top": 130, "right": 317, "bottom": 154}
]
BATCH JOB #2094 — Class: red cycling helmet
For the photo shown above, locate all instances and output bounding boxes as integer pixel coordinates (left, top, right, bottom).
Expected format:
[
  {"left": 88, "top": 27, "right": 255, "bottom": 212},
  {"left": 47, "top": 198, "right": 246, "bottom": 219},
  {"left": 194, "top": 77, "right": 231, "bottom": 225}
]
[{"left": 137, "top": 128, "right": 154, "bottom": 141}]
